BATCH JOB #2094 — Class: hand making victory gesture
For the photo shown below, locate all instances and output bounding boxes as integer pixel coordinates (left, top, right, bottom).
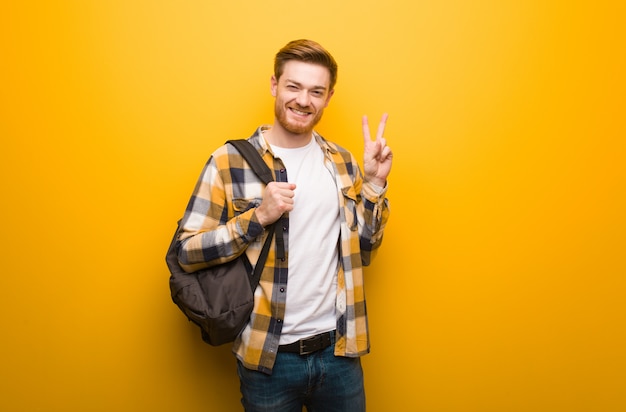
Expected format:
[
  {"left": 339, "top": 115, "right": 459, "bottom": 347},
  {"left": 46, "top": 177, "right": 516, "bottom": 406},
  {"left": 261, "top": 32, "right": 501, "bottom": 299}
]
[{"left": 362, "top": 113, "right": 393, "bottom": 187}]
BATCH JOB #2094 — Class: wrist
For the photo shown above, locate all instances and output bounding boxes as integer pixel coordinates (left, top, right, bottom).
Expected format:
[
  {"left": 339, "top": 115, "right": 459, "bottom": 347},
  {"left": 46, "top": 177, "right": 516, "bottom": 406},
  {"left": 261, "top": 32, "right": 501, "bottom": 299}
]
[
  {"left": 365, "top": 177, "right": 386, "bottom": 188},
  {"left": 253, "top": 208, "right": 268, "bottom": 227}
]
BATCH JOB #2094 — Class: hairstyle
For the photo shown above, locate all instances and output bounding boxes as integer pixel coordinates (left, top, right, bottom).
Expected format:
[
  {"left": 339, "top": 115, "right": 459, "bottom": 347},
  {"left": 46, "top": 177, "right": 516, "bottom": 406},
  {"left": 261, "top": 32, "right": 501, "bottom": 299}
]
[{"left": 274, "top": 39, "right": 338, "bottom": 91}]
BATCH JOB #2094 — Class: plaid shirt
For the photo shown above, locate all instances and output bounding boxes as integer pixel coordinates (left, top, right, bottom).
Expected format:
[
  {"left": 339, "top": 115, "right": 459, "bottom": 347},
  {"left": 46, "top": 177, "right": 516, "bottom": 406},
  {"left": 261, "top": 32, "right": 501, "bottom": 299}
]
[{"left": 177, "top": 126, "right": 390, "bottom": 374}]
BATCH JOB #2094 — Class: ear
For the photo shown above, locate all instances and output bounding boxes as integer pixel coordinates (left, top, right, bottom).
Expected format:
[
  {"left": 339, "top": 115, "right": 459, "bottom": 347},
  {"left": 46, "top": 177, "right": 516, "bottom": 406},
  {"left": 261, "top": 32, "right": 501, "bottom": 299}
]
[
  {"left": 270, "top": 75, "right": 277, "bottom": 97},
  {"left": 323, "top": 88, "right": 335, "bottom": 108}
]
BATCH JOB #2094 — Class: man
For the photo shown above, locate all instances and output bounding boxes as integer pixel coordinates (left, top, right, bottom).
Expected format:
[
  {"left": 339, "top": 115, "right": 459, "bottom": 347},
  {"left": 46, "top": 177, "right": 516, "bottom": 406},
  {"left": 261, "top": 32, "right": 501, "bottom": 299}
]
[{"left": 176, "top": 39, "right": 392, "bottom": 411}]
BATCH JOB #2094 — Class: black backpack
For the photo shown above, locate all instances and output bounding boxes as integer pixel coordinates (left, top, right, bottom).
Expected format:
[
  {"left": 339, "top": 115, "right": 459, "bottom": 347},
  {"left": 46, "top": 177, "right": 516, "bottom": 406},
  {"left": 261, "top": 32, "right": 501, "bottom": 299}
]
[{"left": 165, "top": 139, "right": 275, "bottom": 345}]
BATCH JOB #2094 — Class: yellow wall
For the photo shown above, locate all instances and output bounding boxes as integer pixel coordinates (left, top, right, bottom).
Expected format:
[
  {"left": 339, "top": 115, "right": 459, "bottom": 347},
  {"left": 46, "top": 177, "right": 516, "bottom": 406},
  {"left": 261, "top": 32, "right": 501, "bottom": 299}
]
[{"left": 2, "top": 1, "right": 625, "bottom": 411}]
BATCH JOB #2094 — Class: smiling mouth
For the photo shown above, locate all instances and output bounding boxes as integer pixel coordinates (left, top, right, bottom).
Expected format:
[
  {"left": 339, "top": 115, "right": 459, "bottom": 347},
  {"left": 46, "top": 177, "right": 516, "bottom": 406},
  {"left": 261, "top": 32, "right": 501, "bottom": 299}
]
[{"left": 289, "top": 107, "right": 312, "bottom": 117}]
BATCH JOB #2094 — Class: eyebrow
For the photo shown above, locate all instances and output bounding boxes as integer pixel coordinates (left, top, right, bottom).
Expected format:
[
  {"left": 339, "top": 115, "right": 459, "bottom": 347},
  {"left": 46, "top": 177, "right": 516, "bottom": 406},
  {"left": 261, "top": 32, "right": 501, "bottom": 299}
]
[{"left": 285, "top": 79, "right": 327, "bottom": 91}]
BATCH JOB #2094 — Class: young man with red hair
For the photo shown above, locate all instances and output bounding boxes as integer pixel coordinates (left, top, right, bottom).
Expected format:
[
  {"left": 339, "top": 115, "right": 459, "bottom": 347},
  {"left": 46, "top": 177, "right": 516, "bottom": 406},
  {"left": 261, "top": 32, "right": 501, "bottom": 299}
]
[{"left": 176, "top": 39, "right": 392, "bottom": 411}]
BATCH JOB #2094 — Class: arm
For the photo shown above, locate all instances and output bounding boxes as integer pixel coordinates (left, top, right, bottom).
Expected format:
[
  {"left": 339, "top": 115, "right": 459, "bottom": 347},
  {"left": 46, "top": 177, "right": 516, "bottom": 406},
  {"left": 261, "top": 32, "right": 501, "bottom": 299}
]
[
  {"left": 354, "top": 155, "right": 390, "bottom": 266},
  {"left": 359, "top": 114, "right": 392, "bottom": 264},
  {"left": 176, "top": 152, "right": 265, "bottom": 273}
]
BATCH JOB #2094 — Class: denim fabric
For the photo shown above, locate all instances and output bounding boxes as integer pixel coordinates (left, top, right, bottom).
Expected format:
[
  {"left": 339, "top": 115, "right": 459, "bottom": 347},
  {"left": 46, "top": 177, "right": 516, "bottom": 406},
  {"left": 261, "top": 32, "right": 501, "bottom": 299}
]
[{"left": 237, "top": 336, "right": 365, "bottom": 412}]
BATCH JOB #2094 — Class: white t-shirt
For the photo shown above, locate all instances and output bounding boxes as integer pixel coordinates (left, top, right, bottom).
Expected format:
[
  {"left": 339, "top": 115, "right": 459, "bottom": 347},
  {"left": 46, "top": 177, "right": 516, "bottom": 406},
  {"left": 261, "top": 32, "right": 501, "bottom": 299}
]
[{"left": 270, "top": 138, "right": 340, "bottom": 345}]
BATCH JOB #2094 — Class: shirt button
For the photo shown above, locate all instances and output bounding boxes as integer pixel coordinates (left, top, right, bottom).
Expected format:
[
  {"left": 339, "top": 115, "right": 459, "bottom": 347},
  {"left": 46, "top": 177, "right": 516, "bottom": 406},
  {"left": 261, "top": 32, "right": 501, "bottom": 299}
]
[
  {"left": 280, "top": 287, "right": 285, "bottom": 293},
  {"left": 281, "top": 258, "right": 285, "bottom": 262},
  {"left": 280, "top": 169, "right": 286, "bottom": 173},
  {"left": 277, "top": 319, "right": 283, "bottom": 323}
]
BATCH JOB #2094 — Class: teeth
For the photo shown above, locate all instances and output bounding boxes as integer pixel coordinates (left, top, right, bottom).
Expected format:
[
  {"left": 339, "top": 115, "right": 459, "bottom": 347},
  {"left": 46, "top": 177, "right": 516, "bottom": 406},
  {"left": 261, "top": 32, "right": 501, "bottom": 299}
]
[{"left": 291, "top": 108, "right": 309, "bottom": 116}]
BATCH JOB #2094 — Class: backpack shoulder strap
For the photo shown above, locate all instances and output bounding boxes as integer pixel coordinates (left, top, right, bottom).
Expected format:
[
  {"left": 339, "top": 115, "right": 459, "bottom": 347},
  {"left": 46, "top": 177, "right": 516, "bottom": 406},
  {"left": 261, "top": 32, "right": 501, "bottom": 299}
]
[
  {"left": 224, "top": 139, "right": 277, "bottom": 291},
  {"left": 226, "top": 139, "right": 274, "bottom": 185}
]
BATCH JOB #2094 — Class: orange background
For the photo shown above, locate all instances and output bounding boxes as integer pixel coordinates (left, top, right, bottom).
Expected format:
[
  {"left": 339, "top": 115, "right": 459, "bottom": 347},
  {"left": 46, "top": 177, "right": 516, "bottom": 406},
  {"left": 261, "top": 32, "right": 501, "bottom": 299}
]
[{"left": 1, "top": 1, "right": 625, "bottom": 411}]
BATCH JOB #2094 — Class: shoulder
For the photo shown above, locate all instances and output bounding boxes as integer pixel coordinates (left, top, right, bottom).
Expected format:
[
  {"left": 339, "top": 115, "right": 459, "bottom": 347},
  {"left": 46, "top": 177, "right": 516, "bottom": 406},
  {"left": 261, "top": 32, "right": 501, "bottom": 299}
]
[
  {"left": 210, "top": 128, "right": 266, "bottom": 170},
  {"left": 315, "top": 133, "right": 358, "bottom": 170},
  {"left": 315, "top": 133, "right": 353, "bottom": 157}
]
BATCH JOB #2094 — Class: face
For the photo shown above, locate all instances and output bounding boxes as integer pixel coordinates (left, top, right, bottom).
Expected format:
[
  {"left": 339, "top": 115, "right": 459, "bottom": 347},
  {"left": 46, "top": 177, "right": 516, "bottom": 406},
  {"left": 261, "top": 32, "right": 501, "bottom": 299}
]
[{"left": 271, "top": 60, "right": 334, "bottom": 136}]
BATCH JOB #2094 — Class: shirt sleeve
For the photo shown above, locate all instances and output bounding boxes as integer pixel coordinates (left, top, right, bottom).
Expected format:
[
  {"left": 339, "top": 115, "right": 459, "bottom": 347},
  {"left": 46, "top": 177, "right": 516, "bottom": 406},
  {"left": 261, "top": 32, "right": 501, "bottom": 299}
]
[
  {"left": 364, "top": 180, "right": 386, "bottom": 195},
  {"left": 175, "top": 150, "right": 264, "bottom": 273},
  {"left": 352, "top": 156, "right": 390, "bottom": 265}
]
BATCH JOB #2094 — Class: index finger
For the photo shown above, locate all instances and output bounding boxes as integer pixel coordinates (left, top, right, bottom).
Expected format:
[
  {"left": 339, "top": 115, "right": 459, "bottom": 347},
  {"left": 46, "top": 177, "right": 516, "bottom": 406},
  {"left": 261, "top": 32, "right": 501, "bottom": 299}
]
[{"left": 362, "top": 115, "right": 372, "bottom": 142}]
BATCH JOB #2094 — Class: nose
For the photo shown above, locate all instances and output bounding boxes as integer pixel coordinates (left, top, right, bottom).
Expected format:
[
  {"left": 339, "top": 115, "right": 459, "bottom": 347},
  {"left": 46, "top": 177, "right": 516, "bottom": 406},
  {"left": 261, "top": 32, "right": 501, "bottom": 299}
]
[{"left": 295, "top": 90, "right": 310, "bottom": 107}]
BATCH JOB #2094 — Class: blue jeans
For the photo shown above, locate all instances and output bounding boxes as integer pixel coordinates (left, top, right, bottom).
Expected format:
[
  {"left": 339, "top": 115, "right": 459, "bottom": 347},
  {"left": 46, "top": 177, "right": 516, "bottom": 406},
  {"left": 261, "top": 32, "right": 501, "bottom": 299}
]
[{"left": 237, "top": 336, "right": 365, "bottom": 411}]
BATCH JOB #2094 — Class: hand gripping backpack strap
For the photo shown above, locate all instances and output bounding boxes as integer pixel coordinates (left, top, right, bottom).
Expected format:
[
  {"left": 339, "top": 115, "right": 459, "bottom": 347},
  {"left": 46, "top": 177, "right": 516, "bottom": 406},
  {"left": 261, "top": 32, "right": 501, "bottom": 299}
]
[
  {"left": 226, "top": 139, "right": 287, "bottom": 261},
  {"left": 225, "top": 139, "right": 278, "bottom": 291}
]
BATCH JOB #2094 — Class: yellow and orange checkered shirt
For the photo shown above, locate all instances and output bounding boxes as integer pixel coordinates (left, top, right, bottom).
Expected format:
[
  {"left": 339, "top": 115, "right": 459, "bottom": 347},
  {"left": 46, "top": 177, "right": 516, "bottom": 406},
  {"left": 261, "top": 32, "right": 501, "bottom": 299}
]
[{"left": 177, "top": 126, "right": 389, "bottom": 374}]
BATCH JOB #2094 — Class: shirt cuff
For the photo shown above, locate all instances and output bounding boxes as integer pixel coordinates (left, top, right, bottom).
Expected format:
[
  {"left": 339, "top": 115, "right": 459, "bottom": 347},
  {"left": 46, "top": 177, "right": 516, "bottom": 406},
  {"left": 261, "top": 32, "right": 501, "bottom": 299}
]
[{"left": 363, "top": 180, "right": 388, "bottom": 199}]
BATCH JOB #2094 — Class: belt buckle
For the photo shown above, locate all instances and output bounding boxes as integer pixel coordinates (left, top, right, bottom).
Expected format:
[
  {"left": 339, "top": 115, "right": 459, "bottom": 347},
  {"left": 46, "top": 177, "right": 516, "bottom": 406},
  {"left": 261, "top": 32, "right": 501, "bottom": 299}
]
[{"left": 299, "top": 334, "right": 320, "bottom": 355}]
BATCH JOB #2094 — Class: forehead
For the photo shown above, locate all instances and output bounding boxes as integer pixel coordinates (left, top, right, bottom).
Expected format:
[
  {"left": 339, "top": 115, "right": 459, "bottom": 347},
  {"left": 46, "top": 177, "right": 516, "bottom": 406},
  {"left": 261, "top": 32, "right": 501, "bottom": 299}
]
[{"left": 280, "top": 60, "right": 331, "bottom": 89}]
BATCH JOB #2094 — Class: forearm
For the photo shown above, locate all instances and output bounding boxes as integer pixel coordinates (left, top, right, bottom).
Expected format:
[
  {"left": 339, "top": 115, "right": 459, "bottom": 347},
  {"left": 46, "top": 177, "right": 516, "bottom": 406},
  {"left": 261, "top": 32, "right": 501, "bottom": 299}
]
[
  {"left": 358, "top": 181, "right": 390, "bottom": 265},
  {"left": 177, "top": 209, "right": 264, "bottom": 272}
]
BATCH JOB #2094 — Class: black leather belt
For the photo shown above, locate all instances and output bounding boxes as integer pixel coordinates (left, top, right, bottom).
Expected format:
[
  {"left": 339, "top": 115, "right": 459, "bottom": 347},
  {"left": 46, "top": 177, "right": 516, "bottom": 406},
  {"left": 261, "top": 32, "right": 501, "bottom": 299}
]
[{"left": 278, "top": 331, "right": 334, "bottom": 355}]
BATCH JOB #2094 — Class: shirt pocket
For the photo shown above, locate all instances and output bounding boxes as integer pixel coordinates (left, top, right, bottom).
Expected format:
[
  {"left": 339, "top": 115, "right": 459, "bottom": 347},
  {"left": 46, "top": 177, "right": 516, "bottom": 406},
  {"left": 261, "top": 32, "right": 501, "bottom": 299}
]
[
  {"left": 341, "top": 186, "right": 359, "bottom": 231},
  {"left": 232, "top": 197, "right": 264, "bottom": 243},
  {"left": 232, "top": 198, "right": 262, "bottom": 216}
]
